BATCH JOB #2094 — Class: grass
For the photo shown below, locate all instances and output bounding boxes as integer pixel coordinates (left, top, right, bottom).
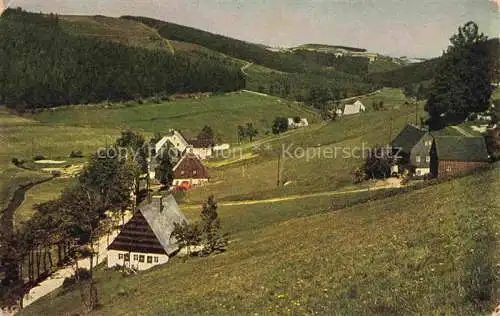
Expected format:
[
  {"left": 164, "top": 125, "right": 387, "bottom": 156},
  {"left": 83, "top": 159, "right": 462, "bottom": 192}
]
[
  {"left": 31, "top": 93, "right": 319, "bottom": 143},
  {"left": 59, "top": 15, "right": 172, "bottom": 51},
  {"left": 187, "top": 89, "right": 426, "bottom": 202},
  {"left": 19, "top": 166, "right": 500, "bottom": 315},
  {"left": 13, "top": 177, "right": 72, "bottom": 228},
  {"left": 0, "top": 107, "right": 121, "bottom": 224}
]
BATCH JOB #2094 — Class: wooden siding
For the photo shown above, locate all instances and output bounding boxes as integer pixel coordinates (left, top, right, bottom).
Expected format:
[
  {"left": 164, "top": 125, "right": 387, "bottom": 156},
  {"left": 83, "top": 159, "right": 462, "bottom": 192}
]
[{"left": 437, "top": 160, "right": 489, "bottom": 178}]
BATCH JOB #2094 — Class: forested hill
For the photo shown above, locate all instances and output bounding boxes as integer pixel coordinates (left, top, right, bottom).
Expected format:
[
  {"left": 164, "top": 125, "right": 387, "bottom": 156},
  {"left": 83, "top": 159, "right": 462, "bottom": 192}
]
[
  {"left": 121, "top": 16, "right": 314, "bottom": 73},
  {"left": 368, "top": 38, "right": 500, "bottom": 88},
  {"left": 0, "top": 9, "right": 245, "bottom": 109}
]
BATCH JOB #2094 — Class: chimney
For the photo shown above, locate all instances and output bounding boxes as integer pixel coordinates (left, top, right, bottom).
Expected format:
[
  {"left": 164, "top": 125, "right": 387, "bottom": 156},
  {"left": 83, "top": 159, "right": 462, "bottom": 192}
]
[
  {"left": 0, "top": 0, "right": 5, "bottom": 16},
  {"left": 152, "top": 195, "right": 164, "bottom": 212}
]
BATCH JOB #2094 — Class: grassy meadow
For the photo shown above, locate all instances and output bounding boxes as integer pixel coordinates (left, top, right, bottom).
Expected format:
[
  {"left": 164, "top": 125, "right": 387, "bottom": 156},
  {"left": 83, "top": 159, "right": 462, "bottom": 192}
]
[
  {"left": 32, "top": 92, "right": 319, "bottom": 143},
  {"left": 19, "top": 165, "right": 500, "bottom": 315}
]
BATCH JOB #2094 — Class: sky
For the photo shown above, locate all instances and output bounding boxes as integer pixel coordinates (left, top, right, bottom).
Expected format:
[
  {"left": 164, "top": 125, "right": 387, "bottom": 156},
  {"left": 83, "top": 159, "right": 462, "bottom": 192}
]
[{"left": 4, "top": 0, "right": 500, "bottom": 58}]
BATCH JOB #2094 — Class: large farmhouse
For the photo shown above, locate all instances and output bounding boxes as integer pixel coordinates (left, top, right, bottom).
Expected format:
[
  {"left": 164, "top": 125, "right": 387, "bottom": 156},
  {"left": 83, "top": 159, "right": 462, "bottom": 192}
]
[
  {"left": 107, "top": 195, "right": 187, "bottom": 271},
  {"left": 432, "top": 136, "right": 490, "bottom": 178},
  {"left": 391, "top": 124, "right": 490, "bottom": 178}
]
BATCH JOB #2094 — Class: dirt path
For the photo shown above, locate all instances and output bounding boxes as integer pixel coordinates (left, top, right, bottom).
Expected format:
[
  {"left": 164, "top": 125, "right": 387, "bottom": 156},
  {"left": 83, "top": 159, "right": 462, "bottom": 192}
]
[
  {"left": 182, "top": 180, "right": 402, "bottom": 209},
  {"left": 22, "top": 217, "right": 130, "bottom": 307},
  {"left": 240, "top": 62, "right": 254, "bottom": 76}
]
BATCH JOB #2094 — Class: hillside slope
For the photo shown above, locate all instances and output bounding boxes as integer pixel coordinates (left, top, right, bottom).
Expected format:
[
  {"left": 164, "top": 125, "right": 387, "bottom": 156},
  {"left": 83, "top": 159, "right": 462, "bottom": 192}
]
[
  {"left": 0, "top": 9, "right": 244, "bottom": 109},
  {"left": 20, "top": 165, "right": 500, "bottom": 315}
]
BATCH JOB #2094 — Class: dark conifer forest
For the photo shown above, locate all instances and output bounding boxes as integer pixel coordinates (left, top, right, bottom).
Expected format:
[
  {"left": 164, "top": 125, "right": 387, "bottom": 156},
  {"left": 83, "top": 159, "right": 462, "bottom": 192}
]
[{"left": 0, "top": 9, "right": 245, "bottom": 110}]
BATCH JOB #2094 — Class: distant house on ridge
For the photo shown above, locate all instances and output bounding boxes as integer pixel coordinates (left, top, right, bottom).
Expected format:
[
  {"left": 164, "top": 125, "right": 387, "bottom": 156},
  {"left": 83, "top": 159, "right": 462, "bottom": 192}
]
[{"left": 343, "top": 100, "right": 366, "bottom": 116}]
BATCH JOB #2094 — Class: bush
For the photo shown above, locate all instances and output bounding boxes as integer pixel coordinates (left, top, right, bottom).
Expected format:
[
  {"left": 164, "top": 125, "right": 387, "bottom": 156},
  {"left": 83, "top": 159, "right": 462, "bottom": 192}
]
[
  {"left": 62, "top": 268, "right": 92, "bottom": 289},
  {"left": 69, "top": 150, "right": 84, "bottom": 158},
  {"left": 33, "top": 154, "right": 45, "bottom": 161},
  {"left": 11, "top": 157, "right": 24, "bottom": 166},
  {"left": 51, "top": 170, "right": 63, "bottom": 177}
]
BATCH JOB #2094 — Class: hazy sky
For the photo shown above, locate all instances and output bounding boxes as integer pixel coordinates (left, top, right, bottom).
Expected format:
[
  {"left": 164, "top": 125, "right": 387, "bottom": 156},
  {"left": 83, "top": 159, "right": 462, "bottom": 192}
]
[{"left": 7, "top": 0, "right": 500, "bottom": 58}]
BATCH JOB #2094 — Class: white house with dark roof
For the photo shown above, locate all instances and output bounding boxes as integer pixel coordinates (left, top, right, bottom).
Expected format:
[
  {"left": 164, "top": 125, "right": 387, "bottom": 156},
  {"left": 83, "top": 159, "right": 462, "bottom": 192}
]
[
  {"left": 107, "top": 195, "right": 187, "bottom": 271},
  {"left": 155, "top": 129, "right": 190, "bottom": 154}
]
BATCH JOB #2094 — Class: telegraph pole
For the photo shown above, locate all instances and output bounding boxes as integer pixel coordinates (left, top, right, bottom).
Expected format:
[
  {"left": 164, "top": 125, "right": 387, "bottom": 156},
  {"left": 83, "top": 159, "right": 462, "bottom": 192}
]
[{"left": 276, "top": 153, "right": 281, "bottom": 187}]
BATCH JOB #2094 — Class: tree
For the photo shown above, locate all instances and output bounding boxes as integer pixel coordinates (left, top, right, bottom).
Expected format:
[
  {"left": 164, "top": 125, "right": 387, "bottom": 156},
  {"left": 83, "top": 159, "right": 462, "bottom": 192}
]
[
  {"left": 237, "top": 125, "right": 245, "bottom": 143},
  {"left": 172, "top": 221, "right": 201, "bottom": 257},
  {"left": 361, "top": 146, "right": 392, "bottom": 180},
  {"left": 200, "top": 196, "right": 226, "bottom": 255},
  {"left": 155, "top": 149, "right": 174, "bottom": 188},
  {"left": 272, "top": 117, "right": 288, "bottom": 134},
  {"left": 245, "top": 123, "right": 258, "bottom": 142},
  {"left": 198, "top": 125, "right": 214, "bottom": 141},
  {"left": 425, "top": 21, "right": 493, "bottom": 129},
  {"left": 307, "top": 86, "right": 333, "bottom": 109},
  {"left": 79, "top": 147, "right": 136, "bottom": 213}
]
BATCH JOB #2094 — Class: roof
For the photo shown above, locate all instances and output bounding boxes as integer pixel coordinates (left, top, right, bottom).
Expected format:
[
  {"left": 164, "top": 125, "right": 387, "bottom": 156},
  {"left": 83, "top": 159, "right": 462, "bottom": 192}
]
[
  {"left": 173, "top": 153, "right": 209, "bottom": 179},
  {"left": 108, "top": 195, "right": 187, "bottom": 255},
  {"left": 391, "top": 124, "right": 426, "bottom": 154},
  {"left": 434, "top": 136, "right": 490, "bottom": 162},
  {"left": 188, "top": 138, "right": 214, "bottom": 148},
  {"left": 343, "top": 101, "right": 365, "bottom": 115},
  {"left": 156, "top": 130, "right": 190, "bottom": 153}
]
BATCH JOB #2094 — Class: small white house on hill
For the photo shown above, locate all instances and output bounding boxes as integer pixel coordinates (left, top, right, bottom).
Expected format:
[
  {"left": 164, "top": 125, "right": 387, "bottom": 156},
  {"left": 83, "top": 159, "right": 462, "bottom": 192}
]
[
  {"left": 288, "top": 118, "right": 309, "bottom": 129},
  {"left": 343, "top": 100, "right": 366, "bottom": 116},
  {"left": 107, "top": 195, "right": 187, "bottom": 271}
]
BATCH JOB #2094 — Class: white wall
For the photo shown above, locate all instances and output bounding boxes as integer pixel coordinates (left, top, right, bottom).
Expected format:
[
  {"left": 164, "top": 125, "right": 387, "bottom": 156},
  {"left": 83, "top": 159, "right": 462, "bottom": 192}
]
[
  {"left": 415, "top": 168, "right": 430, "bottom": 176},
  {"left": 190, "top": 147, "right": 212, "bottom": 160},
  {"left": 107, "top": 250, "right": 169, "bottom": 271},
  {"left": 173, "top": 178, "right": 209, "bottom": 186}
]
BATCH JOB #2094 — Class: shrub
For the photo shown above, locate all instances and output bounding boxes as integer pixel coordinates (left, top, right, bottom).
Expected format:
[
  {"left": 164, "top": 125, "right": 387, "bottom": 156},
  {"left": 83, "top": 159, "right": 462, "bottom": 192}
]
[
  {"left": 62, "top": 268, "right": 91, "bottom": 289},
  {"left": 33, "top": 154, "right": 45, "bottom": 161},
  {"left": 69, "top": 150, "right": 84, "bottom": 158},
  {"left": 51, "top": 170, "right": 62, "bottom": 177},
  {"left": 11, "top": 157, "right": 24, "bottom": 166}
]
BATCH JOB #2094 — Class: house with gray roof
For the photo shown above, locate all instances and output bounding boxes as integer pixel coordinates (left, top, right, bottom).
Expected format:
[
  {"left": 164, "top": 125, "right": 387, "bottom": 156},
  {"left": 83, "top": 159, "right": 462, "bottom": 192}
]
[
  {"left": 107, "top": 195, "right": 187, "bottom": 270},
  {"left": 433, "top": 136, "right": 490, "bottom": 178}
]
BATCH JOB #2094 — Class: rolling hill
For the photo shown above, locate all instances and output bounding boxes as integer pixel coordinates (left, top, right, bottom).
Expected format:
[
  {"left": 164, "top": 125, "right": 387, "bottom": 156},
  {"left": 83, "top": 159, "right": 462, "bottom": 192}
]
[{"left": 19, "top": 164, "right": 500, "bottom": 315}]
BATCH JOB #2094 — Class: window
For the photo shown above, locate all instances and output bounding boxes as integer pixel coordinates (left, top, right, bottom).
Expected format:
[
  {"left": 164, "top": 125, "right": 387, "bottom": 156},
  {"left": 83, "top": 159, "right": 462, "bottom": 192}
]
[
  {"left": 426, "top": 156, "right": 430, "bottom": 163},
  {"left": 147, "top": 256, "right": 153, "bottom": 263},
  {"left": 446, "top": 167, "right": 452, "bottom": 172},
  {"left": 416, "top": 156, "right": 421, "bottom": 163},
  {"left": 154, "top": 257, "right": 159, "bottom": 263},
  {"left": 118, "top": 253, "right": 123, "bottom": 260},
  {"left": 133, "top": 254, "right": 138, "bottom": 261},
  {"left": 124, "top": 254, "right": 130, "bottom": 262},
  {"left": 139, "top": 255, "right": 145, "bottom": 263},
  {"left": 181, "top": 170, "right": 185, "bottom": 175},
  {"left": 193, "top": 170, "right": 197, "bottom": 175}
]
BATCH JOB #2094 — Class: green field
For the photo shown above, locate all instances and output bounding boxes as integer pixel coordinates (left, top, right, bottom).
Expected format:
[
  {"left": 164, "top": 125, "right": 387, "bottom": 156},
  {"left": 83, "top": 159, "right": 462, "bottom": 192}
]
[
  {"left": 19, "top": 165, "right": 500, "bottom": 315},
  {"left": 32, "top": 92, "right": 319, "bottom": 143},
  {"left": 187, "top": 89, "right": 426, "bottom": 202}
]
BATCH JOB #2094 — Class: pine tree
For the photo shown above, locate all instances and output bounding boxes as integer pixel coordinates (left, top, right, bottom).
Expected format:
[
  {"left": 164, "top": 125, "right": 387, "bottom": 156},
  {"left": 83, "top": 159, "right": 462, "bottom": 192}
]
[
  {"left": 425, "top": 21, "right": 493, "bottom": 129},
  {"left": 155, "top": 150, "right": 174, "bottom": 188},
  {"left": 200, "top": 196, "right": 226, "bottom": 255}
]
